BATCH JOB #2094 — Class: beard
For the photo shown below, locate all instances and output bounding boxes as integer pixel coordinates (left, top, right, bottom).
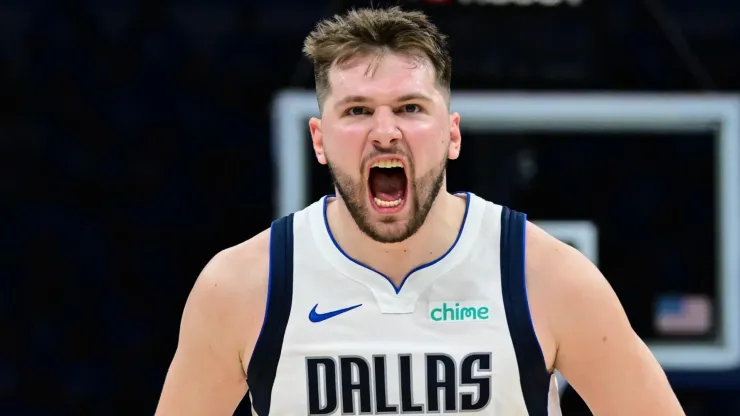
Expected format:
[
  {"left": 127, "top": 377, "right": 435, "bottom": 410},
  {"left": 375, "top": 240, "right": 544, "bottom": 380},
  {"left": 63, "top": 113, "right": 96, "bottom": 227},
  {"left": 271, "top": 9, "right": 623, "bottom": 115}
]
[{"left": 327, "top": 152, "right": 447, "bottom": 244}]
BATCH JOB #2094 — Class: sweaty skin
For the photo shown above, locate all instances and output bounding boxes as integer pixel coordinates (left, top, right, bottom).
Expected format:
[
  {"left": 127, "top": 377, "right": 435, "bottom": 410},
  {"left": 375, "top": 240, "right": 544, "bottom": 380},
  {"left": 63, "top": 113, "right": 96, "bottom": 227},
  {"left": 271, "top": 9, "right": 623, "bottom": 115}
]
[{"left": 155, "top": 52, "right": 685, "bottom": 415}]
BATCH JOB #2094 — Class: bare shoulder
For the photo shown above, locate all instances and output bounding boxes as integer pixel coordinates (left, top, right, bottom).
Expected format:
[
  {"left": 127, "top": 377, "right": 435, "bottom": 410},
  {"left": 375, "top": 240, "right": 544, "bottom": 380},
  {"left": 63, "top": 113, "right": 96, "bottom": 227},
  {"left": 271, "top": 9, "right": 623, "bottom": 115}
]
[
  {"left": 523, "top": 220, "right": 619, "bottom": 364},
  {"left": 521, "top": 221, "right": 581, "bottom": 370},
  {"left": 524, "top": 220, "right": 606, "bottom": 298},
  {"left": 189, "top": 228, "right": 271, "bottom": 360},
  {"left": 196, "top": 229, "right": 271, "bottom": 303},
  {"left": 155, "top": 229, "right": 272, "bottom": 416},
  {"left": 524, "top": 222, "right": 684, "bottom": 415},
  {"left": 524, "top": 220, "right": 624, "bottom": 344}
]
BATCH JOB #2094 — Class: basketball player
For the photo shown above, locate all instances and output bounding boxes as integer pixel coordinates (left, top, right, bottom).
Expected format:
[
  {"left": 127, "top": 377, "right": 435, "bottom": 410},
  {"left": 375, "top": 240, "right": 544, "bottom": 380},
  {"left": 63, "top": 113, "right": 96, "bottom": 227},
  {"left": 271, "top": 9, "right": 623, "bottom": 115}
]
[{"left": 155, "top": 7, "right": 685, "bottom": 416}]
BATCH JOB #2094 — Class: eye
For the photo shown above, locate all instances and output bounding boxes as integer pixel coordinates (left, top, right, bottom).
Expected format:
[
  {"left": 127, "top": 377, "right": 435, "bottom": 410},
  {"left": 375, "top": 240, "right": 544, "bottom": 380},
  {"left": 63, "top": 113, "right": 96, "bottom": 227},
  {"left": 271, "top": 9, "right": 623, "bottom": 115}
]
[
  {"left": 400, "top": 104, "right": 421, "bottom": 113},
  {"left": 346, "top": 106, "right": 369, "bottom": 116}
]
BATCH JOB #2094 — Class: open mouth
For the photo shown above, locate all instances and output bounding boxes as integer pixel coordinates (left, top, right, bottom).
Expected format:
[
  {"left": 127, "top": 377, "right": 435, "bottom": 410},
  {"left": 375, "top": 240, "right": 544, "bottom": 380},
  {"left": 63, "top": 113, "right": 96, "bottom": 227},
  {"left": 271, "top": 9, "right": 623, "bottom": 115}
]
[{"left": 368, "top": 158, "right": 408, "bottom": 213}]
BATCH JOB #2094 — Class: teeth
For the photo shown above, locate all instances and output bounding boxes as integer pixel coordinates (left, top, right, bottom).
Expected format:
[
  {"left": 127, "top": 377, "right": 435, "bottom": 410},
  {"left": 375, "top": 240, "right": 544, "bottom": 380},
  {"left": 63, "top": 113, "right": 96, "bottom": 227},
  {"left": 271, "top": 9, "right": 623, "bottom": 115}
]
[
  {"left": 374, "top": 197, "right": 403, "bottom": 208},
  {"left": 371, "top": 159, "right": 403, "bottom": 169}
]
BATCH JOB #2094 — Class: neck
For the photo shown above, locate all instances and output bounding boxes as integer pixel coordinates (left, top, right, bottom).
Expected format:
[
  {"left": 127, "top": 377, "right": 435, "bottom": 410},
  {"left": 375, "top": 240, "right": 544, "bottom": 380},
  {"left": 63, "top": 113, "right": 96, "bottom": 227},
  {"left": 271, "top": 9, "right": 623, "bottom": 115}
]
[{"left": 325, "top": 190, "right": 468, "bottom": 285}]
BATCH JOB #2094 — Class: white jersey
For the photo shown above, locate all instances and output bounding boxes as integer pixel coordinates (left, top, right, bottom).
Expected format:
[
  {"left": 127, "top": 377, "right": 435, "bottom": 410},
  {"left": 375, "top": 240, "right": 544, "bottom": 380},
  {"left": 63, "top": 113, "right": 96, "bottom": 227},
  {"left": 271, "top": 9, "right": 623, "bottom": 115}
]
[{"left": 246, "top": 193, "right": 562, "bottom": 415}]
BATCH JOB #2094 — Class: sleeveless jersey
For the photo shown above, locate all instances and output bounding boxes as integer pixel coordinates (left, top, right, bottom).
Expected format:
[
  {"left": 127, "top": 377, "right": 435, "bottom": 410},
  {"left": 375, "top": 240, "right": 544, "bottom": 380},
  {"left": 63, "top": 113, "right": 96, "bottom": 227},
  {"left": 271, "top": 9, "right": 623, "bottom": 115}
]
[{"left": 246, "top": 193, "right": 562, "bottom": 415}]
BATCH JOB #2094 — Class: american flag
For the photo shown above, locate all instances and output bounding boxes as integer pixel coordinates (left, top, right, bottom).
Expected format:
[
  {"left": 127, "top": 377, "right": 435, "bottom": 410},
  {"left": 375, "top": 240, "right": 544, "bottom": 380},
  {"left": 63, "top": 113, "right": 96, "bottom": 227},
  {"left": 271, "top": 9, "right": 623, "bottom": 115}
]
[{"left": 654, "top": 294, "right": 712, "bottom": 336}]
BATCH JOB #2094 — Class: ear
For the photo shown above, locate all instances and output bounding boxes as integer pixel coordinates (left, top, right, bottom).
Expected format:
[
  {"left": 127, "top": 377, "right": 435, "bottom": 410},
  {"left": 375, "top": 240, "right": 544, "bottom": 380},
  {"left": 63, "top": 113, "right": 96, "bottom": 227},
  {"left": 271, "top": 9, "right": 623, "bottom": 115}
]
[
  {"left": 309, "top": 117, "right": 327, "bottom": 165},
  {"left": 447, "top": 112, "right": 461, "bottom": 160}
]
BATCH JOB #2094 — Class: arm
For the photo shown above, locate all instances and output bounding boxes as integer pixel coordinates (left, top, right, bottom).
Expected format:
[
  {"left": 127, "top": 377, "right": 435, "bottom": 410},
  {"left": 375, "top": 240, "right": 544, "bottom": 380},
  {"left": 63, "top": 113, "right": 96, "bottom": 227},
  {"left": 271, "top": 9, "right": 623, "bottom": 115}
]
[
  {"left": 525, "top": 223, "right": 684, "bottom": 416},
  {"left": 155, "top": 231, "right": 270, "bottom": 416}
]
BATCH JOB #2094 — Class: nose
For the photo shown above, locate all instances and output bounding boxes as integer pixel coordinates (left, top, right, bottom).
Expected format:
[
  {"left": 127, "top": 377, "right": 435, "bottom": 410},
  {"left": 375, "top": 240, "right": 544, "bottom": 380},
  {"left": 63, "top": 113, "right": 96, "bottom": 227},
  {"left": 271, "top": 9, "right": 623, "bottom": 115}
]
[{"left": 368, "top": 106, "right": 401, "bottom": 148}]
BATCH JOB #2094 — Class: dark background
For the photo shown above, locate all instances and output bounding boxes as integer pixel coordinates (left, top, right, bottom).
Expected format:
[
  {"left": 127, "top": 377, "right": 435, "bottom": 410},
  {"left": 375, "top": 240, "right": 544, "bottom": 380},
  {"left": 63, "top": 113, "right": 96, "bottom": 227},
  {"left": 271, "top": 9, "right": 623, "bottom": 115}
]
[{"left": 4, "top": 0, "right": 740, "bottom": 414}]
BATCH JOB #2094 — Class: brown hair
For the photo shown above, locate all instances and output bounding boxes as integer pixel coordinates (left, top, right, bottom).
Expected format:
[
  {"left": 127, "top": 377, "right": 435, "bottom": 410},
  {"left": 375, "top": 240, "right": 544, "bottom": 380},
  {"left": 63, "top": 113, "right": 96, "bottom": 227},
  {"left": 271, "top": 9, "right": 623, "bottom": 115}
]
[{"left": 303, "top": 7, "right": 452, "bottom": 110}]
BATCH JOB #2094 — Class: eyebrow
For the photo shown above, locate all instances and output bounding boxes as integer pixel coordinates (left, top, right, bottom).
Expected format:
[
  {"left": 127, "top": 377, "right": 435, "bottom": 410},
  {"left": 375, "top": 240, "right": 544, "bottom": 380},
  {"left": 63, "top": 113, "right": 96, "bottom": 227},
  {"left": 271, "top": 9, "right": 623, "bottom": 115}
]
[{"left": 333, "top": 93, "right": 433, "bottom": 110}]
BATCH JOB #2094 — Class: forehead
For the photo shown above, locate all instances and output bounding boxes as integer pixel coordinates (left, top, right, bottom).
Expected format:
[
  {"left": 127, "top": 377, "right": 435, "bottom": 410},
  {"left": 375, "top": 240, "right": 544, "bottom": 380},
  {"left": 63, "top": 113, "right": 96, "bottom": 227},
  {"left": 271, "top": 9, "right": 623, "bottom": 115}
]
[{"left": 326, "top": 53, "right": 440, "bottom": 103}]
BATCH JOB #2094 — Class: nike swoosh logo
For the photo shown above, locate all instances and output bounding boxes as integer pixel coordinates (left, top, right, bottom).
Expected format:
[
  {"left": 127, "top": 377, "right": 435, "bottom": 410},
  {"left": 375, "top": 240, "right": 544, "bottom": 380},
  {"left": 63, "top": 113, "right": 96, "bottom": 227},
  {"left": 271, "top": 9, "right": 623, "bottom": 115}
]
[{"left": 309, "top": 303, "right": 362, "bottom": 323}]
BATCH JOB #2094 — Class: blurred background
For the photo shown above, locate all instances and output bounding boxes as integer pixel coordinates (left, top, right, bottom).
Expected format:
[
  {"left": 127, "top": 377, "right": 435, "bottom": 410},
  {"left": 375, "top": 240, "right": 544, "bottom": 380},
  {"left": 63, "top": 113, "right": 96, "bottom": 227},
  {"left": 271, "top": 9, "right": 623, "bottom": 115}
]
[{"left": 4, "top": 0, "right": 740, "bottom": 414}]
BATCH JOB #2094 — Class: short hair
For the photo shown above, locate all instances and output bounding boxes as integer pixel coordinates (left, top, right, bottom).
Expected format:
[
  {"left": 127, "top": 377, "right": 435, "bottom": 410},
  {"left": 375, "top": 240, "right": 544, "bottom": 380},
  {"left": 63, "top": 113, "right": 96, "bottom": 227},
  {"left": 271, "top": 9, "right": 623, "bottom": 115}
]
[{"left": 303, "top": 7, "right": 452, "bottom": 111}]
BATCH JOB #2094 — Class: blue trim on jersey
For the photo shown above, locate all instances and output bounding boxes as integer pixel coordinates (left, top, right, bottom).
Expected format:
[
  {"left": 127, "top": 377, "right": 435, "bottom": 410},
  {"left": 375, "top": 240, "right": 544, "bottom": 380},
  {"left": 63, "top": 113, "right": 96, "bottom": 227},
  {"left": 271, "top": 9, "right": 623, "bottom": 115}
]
[
  {"left": 256, "top": 228, "right": 275, "bottom": 352},
  {"left": 500, "top": 207, "right": 550, "bottom": 416},
  {"left": 246, "top": 214, "right": 295, "bottom": 416},
  {"left": 322, "top": 192, "right": 471, "bottom": 294}
]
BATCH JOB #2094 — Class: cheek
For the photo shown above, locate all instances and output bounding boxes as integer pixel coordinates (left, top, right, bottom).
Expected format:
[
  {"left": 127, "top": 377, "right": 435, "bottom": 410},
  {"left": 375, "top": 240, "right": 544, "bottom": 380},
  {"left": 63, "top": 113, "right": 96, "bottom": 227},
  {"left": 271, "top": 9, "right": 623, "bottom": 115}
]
[
  {"left": 405, "top": 126, "right": 448, "bottom": 169},
  {"left": 326, "top": 125, "right": 367, "bottom": 166}
]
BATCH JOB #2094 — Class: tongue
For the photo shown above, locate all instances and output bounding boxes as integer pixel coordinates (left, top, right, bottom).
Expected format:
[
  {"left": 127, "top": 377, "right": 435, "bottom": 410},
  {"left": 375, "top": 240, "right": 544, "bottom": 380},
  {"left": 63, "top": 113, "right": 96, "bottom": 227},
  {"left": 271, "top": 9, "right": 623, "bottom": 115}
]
[{"left": 371, "top": 169, "right": 405, "bottom": 201}]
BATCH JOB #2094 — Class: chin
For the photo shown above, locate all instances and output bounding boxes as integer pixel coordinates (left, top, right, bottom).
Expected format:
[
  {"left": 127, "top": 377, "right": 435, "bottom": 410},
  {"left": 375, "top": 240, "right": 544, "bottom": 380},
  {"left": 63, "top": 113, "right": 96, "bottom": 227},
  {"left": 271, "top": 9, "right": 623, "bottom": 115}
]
[{"left": 360, "top": 214, "right": 417, "bottom": 244}]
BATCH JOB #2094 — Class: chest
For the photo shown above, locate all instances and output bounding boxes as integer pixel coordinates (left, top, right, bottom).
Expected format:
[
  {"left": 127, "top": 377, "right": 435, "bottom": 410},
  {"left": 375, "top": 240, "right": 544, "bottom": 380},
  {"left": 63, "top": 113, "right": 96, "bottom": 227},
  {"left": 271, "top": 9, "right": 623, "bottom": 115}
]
[{"left": 267, "top": 270, "right": 523, "bottom": 415}]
